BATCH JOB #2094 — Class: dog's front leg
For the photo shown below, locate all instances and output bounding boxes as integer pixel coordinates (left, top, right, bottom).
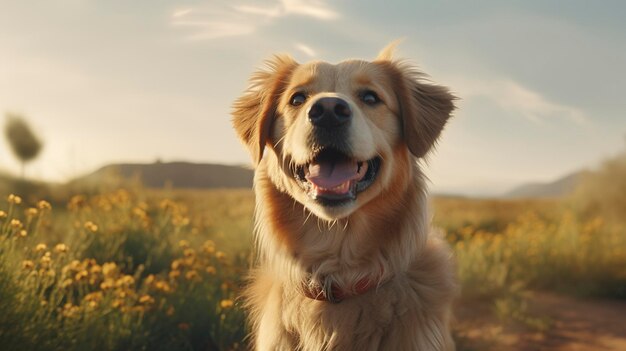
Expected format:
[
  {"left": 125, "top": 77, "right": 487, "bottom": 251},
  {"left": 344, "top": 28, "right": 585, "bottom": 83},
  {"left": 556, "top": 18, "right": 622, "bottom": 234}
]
[
  {"left": 255, "top": 284, "right": 298, "bottom": 351},
  {"left": 379, "top": 312, "right": 455, "bottom": 351}
]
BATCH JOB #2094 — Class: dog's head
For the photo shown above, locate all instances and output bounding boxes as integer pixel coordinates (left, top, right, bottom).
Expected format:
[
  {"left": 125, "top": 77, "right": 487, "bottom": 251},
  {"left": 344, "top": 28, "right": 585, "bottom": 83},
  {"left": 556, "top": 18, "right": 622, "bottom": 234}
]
[{"left": 233, "top": 43, "right": 455, "bottom": 220}]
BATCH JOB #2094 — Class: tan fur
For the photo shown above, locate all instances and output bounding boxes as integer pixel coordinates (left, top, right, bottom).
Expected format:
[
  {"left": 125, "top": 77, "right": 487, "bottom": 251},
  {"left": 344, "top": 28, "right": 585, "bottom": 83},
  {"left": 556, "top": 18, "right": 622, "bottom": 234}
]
[{"left": 232, "top": 44, "right": 458, "bottom": 351}]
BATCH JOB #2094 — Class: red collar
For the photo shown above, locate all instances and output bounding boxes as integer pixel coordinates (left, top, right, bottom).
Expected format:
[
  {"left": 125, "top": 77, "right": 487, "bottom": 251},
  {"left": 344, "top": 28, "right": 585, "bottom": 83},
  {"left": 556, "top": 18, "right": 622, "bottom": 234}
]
[{"left": 303, "top": 276, "right": 382, "bottom": 304}]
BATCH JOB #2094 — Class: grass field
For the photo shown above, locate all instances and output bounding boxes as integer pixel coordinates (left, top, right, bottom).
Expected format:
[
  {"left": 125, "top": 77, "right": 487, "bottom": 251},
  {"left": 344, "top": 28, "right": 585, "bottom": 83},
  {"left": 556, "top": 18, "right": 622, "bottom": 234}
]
[{"left": 1, "top": 154, "right": 625, "bottom": 350}]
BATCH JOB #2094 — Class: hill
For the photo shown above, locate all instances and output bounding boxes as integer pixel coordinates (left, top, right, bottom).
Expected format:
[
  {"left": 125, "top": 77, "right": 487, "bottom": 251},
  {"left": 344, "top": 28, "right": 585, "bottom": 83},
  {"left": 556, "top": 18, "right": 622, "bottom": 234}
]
[
  {"left": 503, "top": 170, "right": 587, "bottom": 198},
  {"left": 73, "top": 161, "right": 254, "bottom": 189}
]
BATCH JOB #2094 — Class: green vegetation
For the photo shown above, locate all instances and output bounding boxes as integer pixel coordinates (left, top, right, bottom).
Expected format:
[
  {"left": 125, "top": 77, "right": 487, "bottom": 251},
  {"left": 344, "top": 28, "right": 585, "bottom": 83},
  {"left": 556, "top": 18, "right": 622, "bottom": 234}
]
[
  {"left": 445, "top": 199, "right": 626, "bottom": 300},
  {"left": 0, "top": 191, "right": 248, "bottom": 350},
  {"left": 574, "top": 150, "right": 626, "bottom": 221},
  {"left": 0, "top": 152, "right": 624, "bottom": 350}
]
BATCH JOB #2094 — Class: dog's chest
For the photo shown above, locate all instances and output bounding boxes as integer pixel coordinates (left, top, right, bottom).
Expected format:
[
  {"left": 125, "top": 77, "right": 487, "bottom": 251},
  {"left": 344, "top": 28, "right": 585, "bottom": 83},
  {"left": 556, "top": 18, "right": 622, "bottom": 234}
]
[{"left": 278, "top": 282, "right": 410, "bottom": 350}]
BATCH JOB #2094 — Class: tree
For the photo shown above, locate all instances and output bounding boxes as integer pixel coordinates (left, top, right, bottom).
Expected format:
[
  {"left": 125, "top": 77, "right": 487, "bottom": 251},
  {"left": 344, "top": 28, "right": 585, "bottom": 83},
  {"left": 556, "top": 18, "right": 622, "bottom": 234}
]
[{"left": 4, "top": 113, "right": 43, "bottom": 179}]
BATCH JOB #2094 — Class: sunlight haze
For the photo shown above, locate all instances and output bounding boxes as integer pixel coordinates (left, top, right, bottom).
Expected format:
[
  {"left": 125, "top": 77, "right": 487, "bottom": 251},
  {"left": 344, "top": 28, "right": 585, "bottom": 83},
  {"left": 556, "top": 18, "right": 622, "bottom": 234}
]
[{"left": 1, "top": 0, "right": 624, "bottom": 196}]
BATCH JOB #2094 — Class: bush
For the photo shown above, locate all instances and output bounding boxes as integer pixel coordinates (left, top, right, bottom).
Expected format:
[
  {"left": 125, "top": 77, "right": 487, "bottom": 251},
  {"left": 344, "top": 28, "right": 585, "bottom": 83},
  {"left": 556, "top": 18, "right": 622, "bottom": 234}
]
[{"left": 573, "top": 151, "right": 626, "bottom": 221}]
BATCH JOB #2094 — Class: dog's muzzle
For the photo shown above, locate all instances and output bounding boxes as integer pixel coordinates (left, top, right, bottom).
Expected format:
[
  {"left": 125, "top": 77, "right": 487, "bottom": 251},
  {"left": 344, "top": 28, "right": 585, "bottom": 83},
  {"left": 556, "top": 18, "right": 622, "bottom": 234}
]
[{"left": 291, "top": 97, "right": 381, "bottom": 207}]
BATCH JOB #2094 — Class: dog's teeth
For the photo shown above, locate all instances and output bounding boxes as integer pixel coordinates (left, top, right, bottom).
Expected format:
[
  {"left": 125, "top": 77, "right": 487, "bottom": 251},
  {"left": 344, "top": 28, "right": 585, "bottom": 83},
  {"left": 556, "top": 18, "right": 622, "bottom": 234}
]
[{"left": 312, "top": 181, "right": 351, "bottom": 194}]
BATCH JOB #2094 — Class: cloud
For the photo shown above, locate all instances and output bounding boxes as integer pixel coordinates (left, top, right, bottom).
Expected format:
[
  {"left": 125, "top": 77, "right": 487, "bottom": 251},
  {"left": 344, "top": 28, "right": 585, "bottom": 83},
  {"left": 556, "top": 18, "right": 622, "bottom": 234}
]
[
  {"left": 451, "top": 77, "right": 587, "bottom": 125},
  {"left": 171, "top": 0, "right": 338, "bottom": 41},
  {"left": 294, "top": 43, "right": 316, "bottom": 57},
  {"left": 171, "top": 19, "right": 257, "bottom": 41},
  {"left": 172, "top": 8, "right": 193, "bottom": 18},
  {"left": 279, "top": 0, "right": 338, "bottom": 20}
]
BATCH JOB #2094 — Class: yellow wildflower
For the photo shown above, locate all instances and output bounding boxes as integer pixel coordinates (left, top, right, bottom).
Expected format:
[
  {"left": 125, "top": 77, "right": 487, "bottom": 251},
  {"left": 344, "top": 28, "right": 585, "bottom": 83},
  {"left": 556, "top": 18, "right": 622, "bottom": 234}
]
[
  {"left": 22, "top": 260, "right": 34, "bottom": 270},
  {"left": 84, "top": 221, "right": 98, "bottom": 233},
  {"left": 185, "top": 270, "right": 199, "bottom": 281},
  {"left": 7, "top": 194, "right": 22, "bottom": 205},
  {"left": 205, "top": 266, "right": 216, "bottom": 275},
  {"left": 183, "top": 257, "right": 195, "bottom": 267},
  {"left": 215, "top": 251, "right": 226, "bottom": 260},
  {"left": 139, "top": 294, "right": 155, "bottom": 305},
  {"left": 102, "top": 262, "right": 117, "bottom": 277},
  {"left": 169, "top": 270, "right": 180, "bottom": 280},
  {"left": 35, "top": 243, "right": 48, "bottom": 252},
  {"left": 171, "top": 259, "right": 182, "bottom": 270},
  {"left": 67, "top": 259, "right": 81, "bottom": 270},
  {"left": 131, "top": 305, "right": 146, "bottom": 313},
  {"left": 172, "top": 216, "right": 190, "bottom": 227},
  {"left": 144, "top": 274, "right": 155, "bottom": 285},
  {"left": 220, "top": 299, "right": 234, "bottom": 309},
  {"left": 154, "top": 281, "right": 172, "bottom": 293},
  {"left": 100, "top": 278, "right": 115, "bottom": 290},
  {"left": 62, "top": 303, "right": 80, "bottom": 318},
  {"left": 0, "top": 211, "right": 6, "bottom": 219},
  {"left": 18, "top": 230, "right": 27, "bottom": 237},
  {"left": 26, "top": 207, "right": 38, "bottom": 217},
  {"left": 159, "top": 199, "right": 174, "bottom": 210},
  {"left": 84, "top": 291, "right": 103, "bottom": 302},
  {"left": 132, "top": 207, "right": 148, "bottom": 220},
  {"left": 68, "top": 195, "right": 87, "bottom": 211},
  {"left": 95, "top": 197, "right": 112, "bottom": 211},
  {"left": 75, "top": 270, "right": 88, "bottom": 281},
  {"left": 10, "top": 219, "right": 23, "bottom": 229},
  {"left": 112, "top": 189, "right": 130, "bottom": 204},
  {"left": 40, "top": 253, "right": 52, "bottom": 265},
  {"left": 90, "top": 265, "right": 102, "bottom": 275},
  {"left": 178, "top": 240, "right": 190, "bottom": 249},
  {"left": 202, "top": 240, "right": 215, "bottom": 254},
  {"left": 37, "top": 200, "right": 51, "bottom": 210},
  {"left": 183, "top": 248, "right": 195, "bottom": 258},
  {"left": 54, "top": 243, "right": 68, "bottom": 253},
  {"left": 116, "top": 275, "right": 135, "bottom": 287}
]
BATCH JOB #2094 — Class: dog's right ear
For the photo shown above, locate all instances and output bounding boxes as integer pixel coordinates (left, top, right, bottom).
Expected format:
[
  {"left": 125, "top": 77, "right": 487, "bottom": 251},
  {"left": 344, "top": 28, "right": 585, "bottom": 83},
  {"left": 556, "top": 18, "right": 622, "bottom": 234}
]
[{"left": 232, "top": 55, "right": 298, "bottom": 165}]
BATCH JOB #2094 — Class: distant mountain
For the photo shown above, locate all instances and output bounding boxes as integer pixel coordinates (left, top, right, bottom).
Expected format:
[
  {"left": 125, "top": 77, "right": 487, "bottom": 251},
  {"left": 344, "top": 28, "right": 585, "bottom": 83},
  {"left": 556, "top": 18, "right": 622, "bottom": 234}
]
[
  {"left": 503, "top": 170, "right": 587, "bottom": 198},
  {"left": 68, "top": 162, "right": 591, "bottom": 197},
  {"left": 73, "top": 161, "right": 254, "bottom": 189}
]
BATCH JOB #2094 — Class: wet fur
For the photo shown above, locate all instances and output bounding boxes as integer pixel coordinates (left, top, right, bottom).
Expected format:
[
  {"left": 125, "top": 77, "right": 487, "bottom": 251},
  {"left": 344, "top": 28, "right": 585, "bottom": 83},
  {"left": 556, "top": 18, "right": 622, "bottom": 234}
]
[{"left": 232, "top": 44, "right": 458, "bottom": 350}]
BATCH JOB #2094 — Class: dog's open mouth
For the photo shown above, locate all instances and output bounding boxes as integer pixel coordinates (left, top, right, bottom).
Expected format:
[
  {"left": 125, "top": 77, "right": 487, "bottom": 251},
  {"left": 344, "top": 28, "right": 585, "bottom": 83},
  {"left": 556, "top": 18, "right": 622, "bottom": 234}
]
[{"left": 294, "top": 148, "right": 381, "bottom": 206}]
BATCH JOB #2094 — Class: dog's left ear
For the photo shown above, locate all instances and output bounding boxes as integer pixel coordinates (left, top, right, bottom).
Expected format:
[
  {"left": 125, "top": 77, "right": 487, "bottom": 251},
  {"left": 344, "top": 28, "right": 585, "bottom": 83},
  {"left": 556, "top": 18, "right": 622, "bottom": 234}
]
[
  {"left": 232, "top": 55, "right": 298, "bottom": 165},
  {"left": 376, "top": 44, "right": 456, "bottom": 158}
]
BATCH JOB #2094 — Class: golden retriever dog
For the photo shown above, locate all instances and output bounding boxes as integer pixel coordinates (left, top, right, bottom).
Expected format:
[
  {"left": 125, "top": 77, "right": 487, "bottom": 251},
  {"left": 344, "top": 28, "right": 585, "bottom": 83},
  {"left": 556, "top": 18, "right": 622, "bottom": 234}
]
[{"left": 232, "top": 43, "right": 458, "bottom": 351}]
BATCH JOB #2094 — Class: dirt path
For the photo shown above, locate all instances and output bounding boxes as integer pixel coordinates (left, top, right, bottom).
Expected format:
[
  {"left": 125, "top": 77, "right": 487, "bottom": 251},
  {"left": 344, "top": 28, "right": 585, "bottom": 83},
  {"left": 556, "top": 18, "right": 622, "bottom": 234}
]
[{"left": 454, "top": 292, "right": 626, "bottom": 351}]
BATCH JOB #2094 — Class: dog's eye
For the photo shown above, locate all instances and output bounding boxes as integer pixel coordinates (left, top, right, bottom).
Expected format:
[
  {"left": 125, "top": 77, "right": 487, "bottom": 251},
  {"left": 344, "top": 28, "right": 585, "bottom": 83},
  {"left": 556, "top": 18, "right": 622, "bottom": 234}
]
[
  {"left": 290, "top": 92, "right": 307, "bottom": 106},
  {"left": 360, "top": 90, "right": 381, "bottom": 105}
]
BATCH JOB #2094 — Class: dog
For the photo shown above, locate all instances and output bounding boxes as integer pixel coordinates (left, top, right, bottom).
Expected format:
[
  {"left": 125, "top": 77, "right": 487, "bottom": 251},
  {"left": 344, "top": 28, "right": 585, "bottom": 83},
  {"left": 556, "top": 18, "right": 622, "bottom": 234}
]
[{"left": 232, "top": 42, "right": 458, "bottom": 351}]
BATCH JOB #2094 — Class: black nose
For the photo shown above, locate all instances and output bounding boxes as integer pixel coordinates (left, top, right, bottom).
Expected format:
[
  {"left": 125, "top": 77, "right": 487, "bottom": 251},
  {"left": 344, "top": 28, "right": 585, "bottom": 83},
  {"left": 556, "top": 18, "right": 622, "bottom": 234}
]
[{"left": 307, "top": 97, "right": 352, "bottom": 128}]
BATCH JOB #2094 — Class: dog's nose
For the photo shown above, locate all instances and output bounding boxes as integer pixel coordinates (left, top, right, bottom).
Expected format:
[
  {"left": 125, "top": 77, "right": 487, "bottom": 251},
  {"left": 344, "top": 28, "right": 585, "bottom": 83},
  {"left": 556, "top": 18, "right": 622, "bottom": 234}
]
[{"left": 307, "top": 97, "right": 352, "bottom": 128}]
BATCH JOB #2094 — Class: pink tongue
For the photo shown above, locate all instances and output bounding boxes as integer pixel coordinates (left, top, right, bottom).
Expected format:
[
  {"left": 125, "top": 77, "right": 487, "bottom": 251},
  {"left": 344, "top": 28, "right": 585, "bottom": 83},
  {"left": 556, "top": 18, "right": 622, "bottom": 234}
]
[{"left": 306, "top": 160, "right": 359, "bottom": 189}]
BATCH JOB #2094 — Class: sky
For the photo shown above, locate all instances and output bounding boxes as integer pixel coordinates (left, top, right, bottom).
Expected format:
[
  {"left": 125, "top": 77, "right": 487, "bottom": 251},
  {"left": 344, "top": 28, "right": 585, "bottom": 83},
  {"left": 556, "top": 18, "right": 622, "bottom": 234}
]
[{"left": 1, "top": 0, "right": 625, "bottom": 196}]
